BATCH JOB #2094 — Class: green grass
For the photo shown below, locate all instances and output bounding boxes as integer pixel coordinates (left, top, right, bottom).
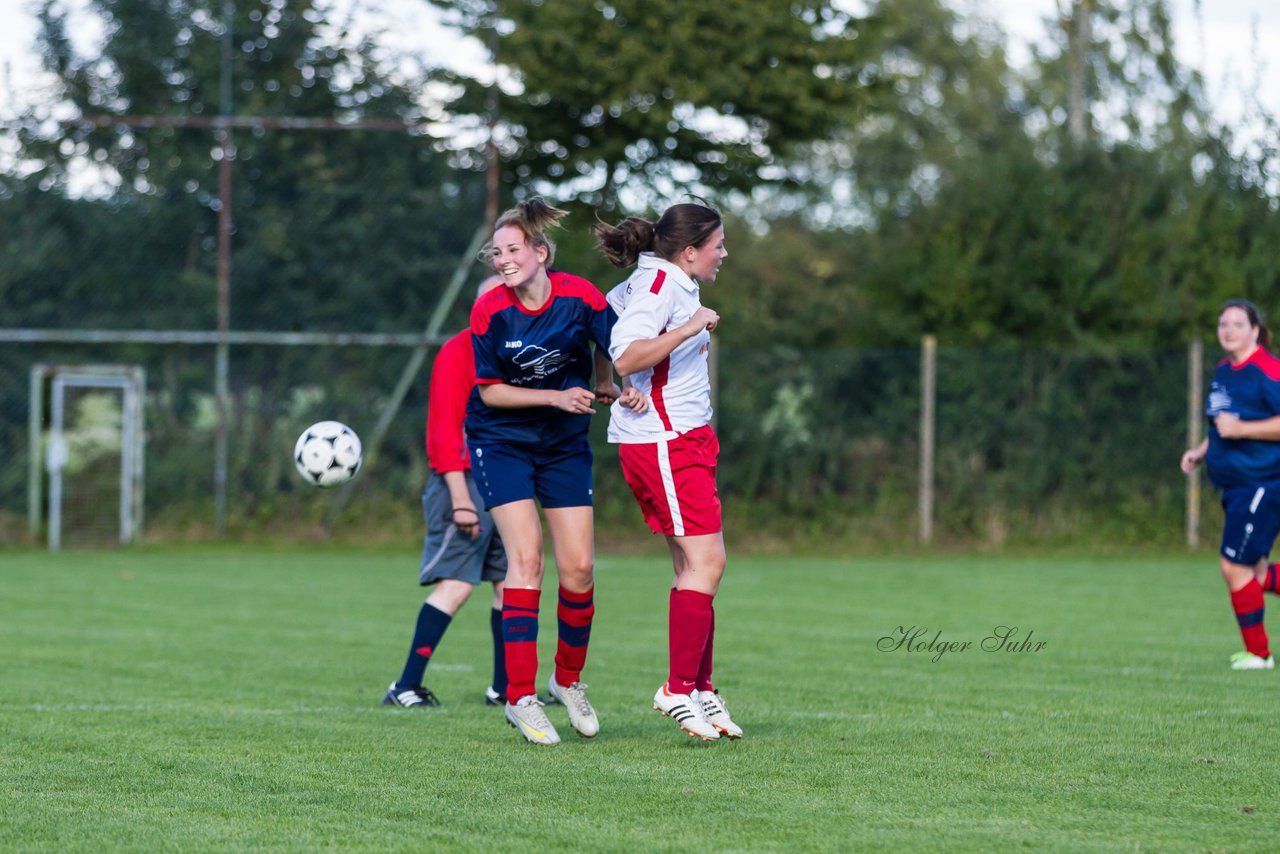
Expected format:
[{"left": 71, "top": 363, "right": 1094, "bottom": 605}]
[{"left": 3, "top": 547, "right": 1279, "bottom": 852}]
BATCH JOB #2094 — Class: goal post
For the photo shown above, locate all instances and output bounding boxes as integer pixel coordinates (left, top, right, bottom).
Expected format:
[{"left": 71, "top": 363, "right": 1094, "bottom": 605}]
[{"left": 29, "top": 364, "right": 146, "bottom": 550}]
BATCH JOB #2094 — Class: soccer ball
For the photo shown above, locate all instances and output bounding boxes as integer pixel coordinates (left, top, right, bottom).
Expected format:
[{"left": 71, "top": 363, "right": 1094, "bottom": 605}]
[{"left": 294, "top": 421, "right": 363, "bottom": 488}]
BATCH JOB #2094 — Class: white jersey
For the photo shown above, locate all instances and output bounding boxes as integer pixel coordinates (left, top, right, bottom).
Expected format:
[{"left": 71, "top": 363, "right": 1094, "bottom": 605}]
[{"left": 606, "top": 253, "right": 713, "bottom": 443}]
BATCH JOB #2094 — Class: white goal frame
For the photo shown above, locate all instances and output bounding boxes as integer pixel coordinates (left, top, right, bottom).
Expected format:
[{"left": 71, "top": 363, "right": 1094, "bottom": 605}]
[{"left": 29, "top": 364, "right": 146, "bottom": 550}]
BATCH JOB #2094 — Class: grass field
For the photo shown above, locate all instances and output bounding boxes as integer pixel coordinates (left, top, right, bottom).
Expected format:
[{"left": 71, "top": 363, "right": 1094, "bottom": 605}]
[{"left": 3, "top": 547, "right": 1279, "bottom": 852}]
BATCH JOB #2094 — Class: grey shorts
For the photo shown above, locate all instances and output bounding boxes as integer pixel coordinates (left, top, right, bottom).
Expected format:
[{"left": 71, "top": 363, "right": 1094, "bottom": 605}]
[{"left": 419, "top": 471, "right": 508, "bottom": 586}]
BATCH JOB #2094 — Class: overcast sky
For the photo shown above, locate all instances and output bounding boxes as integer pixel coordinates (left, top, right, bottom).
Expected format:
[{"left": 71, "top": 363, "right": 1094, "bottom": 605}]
[
  {"left": 977, "top": 0, "right": 1278, "bottom": 133},
  {"left": 1, "top": 0, "right": 1276, "bottom": 141}
]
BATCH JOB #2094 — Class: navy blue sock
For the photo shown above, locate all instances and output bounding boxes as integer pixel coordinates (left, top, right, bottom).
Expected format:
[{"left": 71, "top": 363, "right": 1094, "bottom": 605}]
[
  {"left": 397, "top": 602, "right": 452, "bottom": 689},
  {"left": 490, "top": 606, "right": 508, "bottom": 698}
]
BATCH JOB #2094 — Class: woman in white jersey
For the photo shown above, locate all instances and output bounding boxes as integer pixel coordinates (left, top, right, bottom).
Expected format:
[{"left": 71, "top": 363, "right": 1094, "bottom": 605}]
[{"left": 594, "top": 202, "right": 742, "bottom": 742}]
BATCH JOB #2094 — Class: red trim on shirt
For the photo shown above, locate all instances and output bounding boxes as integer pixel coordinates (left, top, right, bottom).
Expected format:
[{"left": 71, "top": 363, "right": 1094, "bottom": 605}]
[
  {"left": 650, "top": 326, "right": 674, "bottom": 432},
  {"left": 551, "top": 270, "right": 609, "bottom": 309},
  {"left": 649, "top": 269, "right": 667, "bottom": 295},
  {"left": 1226, "top": 348, "right": 1280, "bottom": 381},
  {"left": 425, "top": 328, "right": 475, "bottom": 473},
  {"left": 470, "top": 284, "right": 511, "bottom": 336}
]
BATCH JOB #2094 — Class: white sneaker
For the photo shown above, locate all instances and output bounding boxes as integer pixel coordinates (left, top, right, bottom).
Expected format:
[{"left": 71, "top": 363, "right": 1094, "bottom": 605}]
[
  {"left": 1229, "top": 651, "right": 1276, "bottom": 670},
  {"left": 697, "top": 689, "right": 743, "bottom": 739},
  {"left": 505, "top": 695, "right": 561, "bottom": 746},
  {"left": 547, "top": 676, "right": 600, "bottom": 738},
  {"left": 653, "top": 684, "right": 719, "bottom": 741}
]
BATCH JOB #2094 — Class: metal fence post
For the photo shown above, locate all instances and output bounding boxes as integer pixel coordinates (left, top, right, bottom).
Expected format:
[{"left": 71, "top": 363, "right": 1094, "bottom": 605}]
[
  {"left": 1187, "top": 338, "right": 1203, "bottom": 549},
  {"left": 28, "top": 364, "right": 45, "bottom": 540},
  {"left": 919, "top": 334, "right": 936, "bottom": 545}
]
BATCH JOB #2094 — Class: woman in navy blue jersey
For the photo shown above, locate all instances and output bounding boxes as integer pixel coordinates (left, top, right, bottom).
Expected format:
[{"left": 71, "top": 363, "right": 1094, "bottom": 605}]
[
  {"left": 1182, "top": 299, "right": 1280, "bottom": 670},
  {"left": 467, "top": 198, "right": 646, "bottom": 745}
]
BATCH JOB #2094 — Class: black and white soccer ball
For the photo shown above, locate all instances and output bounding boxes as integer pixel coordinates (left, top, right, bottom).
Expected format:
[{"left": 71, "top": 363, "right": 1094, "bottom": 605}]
[{"left": 294, "top": 421, "right": 363, "bottom": 488}]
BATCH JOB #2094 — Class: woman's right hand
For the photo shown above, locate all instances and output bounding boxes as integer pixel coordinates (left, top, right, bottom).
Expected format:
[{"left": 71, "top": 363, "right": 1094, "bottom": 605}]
[
  {"left": 684, "top": 306, "right": 719, "bottom": 335},
  {"left": 451, "top": 506, "right": 481, "bottom": 541},
  {"left": 618, "top": 387, "right": 649, "bottom": 413},
  {"left": 551, "top": 387, "right": 598, "bottom": 414}
]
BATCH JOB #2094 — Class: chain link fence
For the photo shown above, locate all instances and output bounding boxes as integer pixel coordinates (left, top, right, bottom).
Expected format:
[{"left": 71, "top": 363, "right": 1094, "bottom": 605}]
[
  {"left": 0, "top": 113, "right": 1223, "bottom": 552},
  {"left": 0, "top": 336, "right": 1217, "bottom": 550}
]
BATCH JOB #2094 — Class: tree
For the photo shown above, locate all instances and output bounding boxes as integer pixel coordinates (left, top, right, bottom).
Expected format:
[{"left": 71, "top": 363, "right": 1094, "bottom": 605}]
[
  {"left": 740, "top": 0, "right": 1280, "bottom": 351},
  {"left": 1026, "top": 0, "right": 1209, "bottom": 154},
  {"left": 782, "top": 0, "right": 1024, "bottom": 226},
  {"left": 428, "top": 0, "right": 874, "bottom": 207},
  {"left": 7, "top": 0, "right": 485, "bottom": 332},
  {"left": 1, "top": 0, "right": 490, "bottom": 527}
]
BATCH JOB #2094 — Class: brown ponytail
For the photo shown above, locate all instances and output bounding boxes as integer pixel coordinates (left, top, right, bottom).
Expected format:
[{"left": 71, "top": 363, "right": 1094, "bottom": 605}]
[
  {"left": 481, "top": 197, "right": 568, "bottom": 265},
  {"left": 595, "top": 202, "right": 722, "bottom": 269},
  {"left": 593, "top": 216, "right": 657, "bottom": 268}
]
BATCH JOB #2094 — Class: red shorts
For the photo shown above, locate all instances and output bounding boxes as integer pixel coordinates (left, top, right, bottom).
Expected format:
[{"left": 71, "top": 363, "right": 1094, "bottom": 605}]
[{"left": 617, "top": 425, "right": 722, "bottom": 537}]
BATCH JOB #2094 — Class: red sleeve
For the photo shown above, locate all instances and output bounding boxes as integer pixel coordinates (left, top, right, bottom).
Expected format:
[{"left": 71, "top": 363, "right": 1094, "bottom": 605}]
[
  {"left": 552, "top": 270, "right": 608, "bottom": 309},
  {"left": 425, "top": 330, "right": 475, "bottom": 473}
]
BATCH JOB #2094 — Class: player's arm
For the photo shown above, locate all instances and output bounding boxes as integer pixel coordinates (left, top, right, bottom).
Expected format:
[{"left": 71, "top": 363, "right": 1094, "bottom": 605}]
[
  {"left": 441, "top": 469, "right": 481, "bottom": 540},
  {"left": 477, "top": 382, "right": 597, "bottom": 414},
  {"left": 1214, "top": 413, "right": 1280, "bottom": 441},
  {"left": 1180, "top": 437, "right": 1209, "bottom": 473},
  {"left": 617, "top": 375, "right": 649, "bottom": 413},
  {"left": 593, "top": 346, "right": 622, "bottom": 405},
  {"left": 613, "top": 306, "right": 719, "bottom": 376},
  {"left": 426, "top": 337, "right": 482, "bottom": 539}
]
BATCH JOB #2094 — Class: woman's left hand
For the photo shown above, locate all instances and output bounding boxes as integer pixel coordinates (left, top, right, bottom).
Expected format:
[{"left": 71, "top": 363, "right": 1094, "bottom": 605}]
[{"left": 594, "top": 381, "right": 623, "bottom": 406}]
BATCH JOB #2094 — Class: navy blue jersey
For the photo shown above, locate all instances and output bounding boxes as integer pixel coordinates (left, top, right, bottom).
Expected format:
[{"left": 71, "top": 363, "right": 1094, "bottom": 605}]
[
  {"left": 1206, "top": 348, "right": 1280, "bottom": 489},
  {"left": 465, "top": 271, "right": 614, "bottom": 447}
]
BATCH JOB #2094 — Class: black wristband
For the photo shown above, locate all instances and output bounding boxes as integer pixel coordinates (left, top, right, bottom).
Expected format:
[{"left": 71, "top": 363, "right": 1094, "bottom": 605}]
[{"left": 451, "top": 508, "right": 479, "bottom": 523}]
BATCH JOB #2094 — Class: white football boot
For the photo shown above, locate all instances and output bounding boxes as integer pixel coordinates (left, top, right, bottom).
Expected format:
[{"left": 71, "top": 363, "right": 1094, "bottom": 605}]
[
  {"left": 547, "top": 676, "right": 600, "bottom": 738},
  {"left": 653, "top": 684, "right": 719, "bottom": 741},
  {"left": 1229, "top": 651, "right": 1276, "bottom": 670},
  {"left": 505, "top": 695, "right": 561, "bottom": 746},
  {"left": 696, "top": 689, "right": 743, "bottom": 739}
]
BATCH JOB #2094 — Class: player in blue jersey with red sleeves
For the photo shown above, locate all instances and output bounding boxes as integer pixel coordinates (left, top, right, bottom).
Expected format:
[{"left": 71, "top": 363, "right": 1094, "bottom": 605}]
[
  {"left": 468, "top": 197, "right": 647, "bottom": 746},
  {"left": 1182, "top": 299, "right": 1280, "bottom": 670}
]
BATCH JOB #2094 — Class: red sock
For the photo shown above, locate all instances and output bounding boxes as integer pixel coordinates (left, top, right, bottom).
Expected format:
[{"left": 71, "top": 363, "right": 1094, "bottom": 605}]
[
  {"left": 667, "top": 588, "right": 714, "bottom": 695},
  {"left": 554, "top": 585, "right": 594, "bottom": 687},
  {"left": 502, "top": 587, "right": 541, "bottom": 703},
  {"left": 694, "top": 606, "right": 715, "bottom": 693},
  {"left": 1230, "top": 578, "right": 1270, "bottom": 659},
  {"left": 1265, "top": 564, "right": 1280, "bottom": 595}
]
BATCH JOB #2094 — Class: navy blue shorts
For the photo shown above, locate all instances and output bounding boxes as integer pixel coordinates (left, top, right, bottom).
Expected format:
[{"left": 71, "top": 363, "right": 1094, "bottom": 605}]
[
  {"left": 1220, "top": 484, "right": 1280, "bottom": 566},
  {"left": 419, "top": 472, "right": 507, "bottom": 586},
  {"left": 468, "top": 438, "right": 594, "bottom": 510}
]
